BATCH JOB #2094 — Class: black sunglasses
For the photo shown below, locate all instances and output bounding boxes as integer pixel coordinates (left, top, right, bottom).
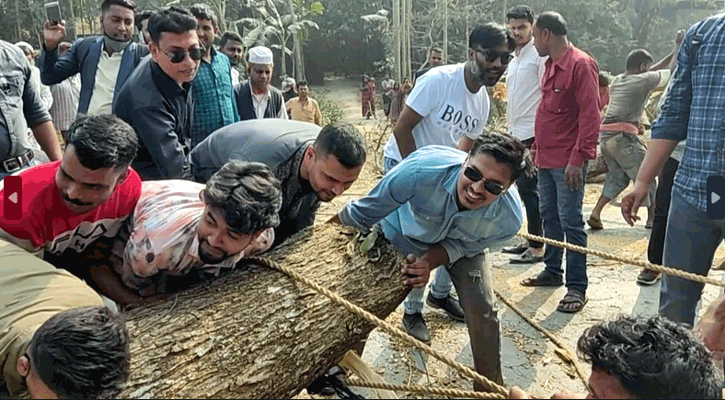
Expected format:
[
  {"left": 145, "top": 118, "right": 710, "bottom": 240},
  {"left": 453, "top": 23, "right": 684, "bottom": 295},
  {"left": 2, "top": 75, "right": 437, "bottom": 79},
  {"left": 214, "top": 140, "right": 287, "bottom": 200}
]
[
  {"left": 475, "top": 48, "right": 513, "bottom": 65},
  {"left": 159, "top": 46, "right": 205, "bottom": 63},
  {"left": 463, "top": 166, "right": 505, "bottom": 195}
]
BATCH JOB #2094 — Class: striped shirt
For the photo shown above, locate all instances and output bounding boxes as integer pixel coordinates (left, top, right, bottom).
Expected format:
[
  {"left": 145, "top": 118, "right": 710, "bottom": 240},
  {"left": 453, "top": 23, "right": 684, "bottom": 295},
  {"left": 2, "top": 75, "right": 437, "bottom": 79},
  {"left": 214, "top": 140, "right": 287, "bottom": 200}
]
[
  {"left": 191, "top": 49, "right": 239, "bottom": 148},
  {"left": 49, "top": 74, "right": 80, "bottom": 131},
  {"left": 651, "top": 14, "right": 725, "bottom": 212}
]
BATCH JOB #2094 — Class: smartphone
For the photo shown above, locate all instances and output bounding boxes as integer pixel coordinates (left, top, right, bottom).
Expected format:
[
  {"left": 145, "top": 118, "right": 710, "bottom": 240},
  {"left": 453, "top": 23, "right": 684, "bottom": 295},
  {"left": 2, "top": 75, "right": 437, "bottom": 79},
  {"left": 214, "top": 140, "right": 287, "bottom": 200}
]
[{"left": 44, "top": 2, "right": 61, "bottom": 25}]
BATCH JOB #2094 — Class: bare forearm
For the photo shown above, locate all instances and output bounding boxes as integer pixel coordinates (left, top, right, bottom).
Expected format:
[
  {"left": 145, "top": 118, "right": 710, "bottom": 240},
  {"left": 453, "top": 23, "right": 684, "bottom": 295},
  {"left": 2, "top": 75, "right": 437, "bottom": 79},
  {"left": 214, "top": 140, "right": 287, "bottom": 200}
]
[
  {"left": 31, "top": 120, "right": 62, "bottom": 161},
  {"left": 651, "top": 50, "right": 675, "bottom": 71},
  {"left": 634, "top": 139, "right": 679, "bottom": 186},
  {"left": 422, "top": 245, "right": 450, "bottom": 268},
  {"left": 394, "top": 125, "right": 417, "bottom": 159},
  {"left": 88, "top": 264, "right": 145, "bottom": 307}
]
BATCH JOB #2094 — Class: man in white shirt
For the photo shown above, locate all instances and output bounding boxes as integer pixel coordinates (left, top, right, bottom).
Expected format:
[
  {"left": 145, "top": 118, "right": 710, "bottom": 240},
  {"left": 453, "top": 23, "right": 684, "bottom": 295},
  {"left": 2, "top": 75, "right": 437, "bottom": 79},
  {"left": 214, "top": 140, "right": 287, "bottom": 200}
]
[
  {"left": 235, "top": 46, "right": 288, "bottom": 121},
  {"left": 219, "top": 31, "right": 243, "bottom": 86},
  {"left": 382, "top": 23, "right": 514, "bottom": 344},
  {"left": 501, "top": 5, "right": 547, "bottom": 263}
]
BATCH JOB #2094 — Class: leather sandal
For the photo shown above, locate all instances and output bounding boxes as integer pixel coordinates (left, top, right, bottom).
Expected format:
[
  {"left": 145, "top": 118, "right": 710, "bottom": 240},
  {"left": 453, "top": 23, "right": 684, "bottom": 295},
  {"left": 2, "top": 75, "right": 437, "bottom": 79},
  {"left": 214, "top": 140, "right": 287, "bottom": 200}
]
[{"left": 557, "top": 290, "right": 588, "bottom": 313}]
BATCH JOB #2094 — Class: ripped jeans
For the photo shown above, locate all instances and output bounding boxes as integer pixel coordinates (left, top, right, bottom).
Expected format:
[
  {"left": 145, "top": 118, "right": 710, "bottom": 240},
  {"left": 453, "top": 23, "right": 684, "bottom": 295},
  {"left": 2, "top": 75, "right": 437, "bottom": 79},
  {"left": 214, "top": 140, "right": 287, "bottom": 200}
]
[{"left": 401, "top": 248, "right": 503, "bottom": 387}]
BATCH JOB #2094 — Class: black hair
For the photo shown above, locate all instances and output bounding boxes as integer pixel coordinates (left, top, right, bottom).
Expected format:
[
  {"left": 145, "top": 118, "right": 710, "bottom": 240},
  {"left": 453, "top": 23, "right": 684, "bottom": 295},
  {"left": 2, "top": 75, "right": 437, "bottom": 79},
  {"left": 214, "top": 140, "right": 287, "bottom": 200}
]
[
  {"left": 534, "top": 11, "right": 568, "bottom": 36},
  {"left": 469, "top": 133, "right": 534, "bottom": 183},
  {"left": 135, "top": 10, "right": 152, "bottom": 31},
  {"left": 220, "top": 31, "right": 243, "bottom": 48},
  {"left": 100, "top": 0, "right": 136, "bottom": 14},
  {"left": 598, "top": 71, "right": 610, "bottom": 87},
  {"left": 65, "top": 115, "right": 138, "bottom": 170},
  {"left": 28, "top": 306, "right": 130, "bottom": 399},
  {"left": 203, "top": 160, "right": 282, "bottom": 234},
  {"left": 148, "top": 6, "right": 198, "bottom": 44},
  {"left": 578, "top": 315, "right": 723, "bottom": 399},
  {"left": 626, "top": 49, "right": 654, "bottom": 71},
  {"left": 313, "top": 122, "right": 367, "bottom": 169},
  {"left": 297, "top": 80, "right": 308, "bottom": 88},
  {"left": 189, "top": 3, "right": 217, "bottom": 28},
  {"left": 506, "top": 5, "right": 535, "bottom": 24},
  {"left": 469, "top": 22, "right": 515, "bottom": 52}
]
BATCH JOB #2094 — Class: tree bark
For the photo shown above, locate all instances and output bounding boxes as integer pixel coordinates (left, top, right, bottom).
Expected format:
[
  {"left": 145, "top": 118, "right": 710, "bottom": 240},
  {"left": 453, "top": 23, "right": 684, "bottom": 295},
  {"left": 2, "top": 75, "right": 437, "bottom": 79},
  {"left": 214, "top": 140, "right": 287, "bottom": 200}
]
[
  {"left": 393, "top": 0, "right": 401, "bottom": 81},
  {"left": 118, "top": 224, "right": 409, "bottom": 399}
]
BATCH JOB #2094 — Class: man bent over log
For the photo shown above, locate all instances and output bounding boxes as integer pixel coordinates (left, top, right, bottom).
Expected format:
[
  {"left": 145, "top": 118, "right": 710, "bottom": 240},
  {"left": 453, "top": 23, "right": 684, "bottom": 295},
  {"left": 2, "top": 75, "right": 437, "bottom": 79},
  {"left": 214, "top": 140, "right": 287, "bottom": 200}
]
[
  {"left": 87, "top": 160, "right": 283, "bottom": 307},
  {"left": 332, "top": 133, "right": 531, "bottom": 390},
  {"left": 0, "top": 239, "right": 129, "bottom": 399}
]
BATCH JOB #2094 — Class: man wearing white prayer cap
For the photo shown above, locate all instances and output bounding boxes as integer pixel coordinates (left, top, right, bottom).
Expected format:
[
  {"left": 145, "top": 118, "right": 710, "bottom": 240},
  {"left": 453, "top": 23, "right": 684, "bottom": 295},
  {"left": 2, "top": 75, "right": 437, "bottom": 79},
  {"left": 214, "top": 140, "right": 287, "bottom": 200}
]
[{"left": 234, "top": 45, "right": 288, "bottom": 121}]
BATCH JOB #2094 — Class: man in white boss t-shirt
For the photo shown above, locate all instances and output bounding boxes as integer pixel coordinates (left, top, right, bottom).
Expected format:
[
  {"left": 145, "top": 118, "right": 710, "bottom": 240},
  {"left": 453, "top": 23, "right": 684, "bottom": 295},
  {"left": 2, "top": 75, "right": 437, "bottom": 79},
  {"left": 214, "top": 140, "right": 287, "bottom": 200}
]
[{"left": 382, "top": 23, "right": 515, "bottom": 344}]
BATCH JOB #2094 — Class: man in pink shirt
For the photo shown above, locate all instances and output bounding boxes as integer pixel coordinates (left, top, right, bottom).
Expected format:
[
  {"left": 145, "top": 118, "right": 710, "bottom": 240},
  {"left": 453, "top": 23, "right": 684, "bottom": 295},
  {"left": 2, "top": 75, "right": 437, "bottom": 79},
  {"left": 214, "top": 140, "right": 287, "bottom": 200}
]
[{"left": 520, "top": 12, "right": 601, "bottom": 313}]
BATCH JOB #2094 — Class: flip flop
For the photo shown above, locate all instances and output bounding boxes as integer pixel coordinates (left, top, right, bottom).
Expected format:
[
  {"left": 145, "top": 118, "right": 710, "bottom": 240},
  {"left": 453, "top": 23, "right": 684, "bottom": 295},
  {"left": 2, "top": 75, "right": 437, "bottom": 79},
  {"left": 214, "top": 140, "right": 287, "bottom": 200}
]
[
  {"left": 557, "top": 290, "right": 588, "bottom": 313},
  {"left": 521, "top": 270, "right": 564, "bottom": 287},
  {"left": 587, "top": 216, "right": 603, "bottom": 230}
]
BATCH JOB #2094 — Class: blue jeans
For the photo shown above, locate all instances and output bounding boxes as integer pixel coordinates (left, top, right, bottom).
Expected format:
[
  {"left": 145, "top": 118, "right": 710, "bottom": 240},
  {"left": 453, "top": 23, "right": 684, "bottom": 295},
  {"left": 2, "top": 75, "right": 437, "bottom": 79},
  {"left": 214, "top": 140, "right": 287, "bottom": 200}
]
[
  {"left": 383, "top": 156, "right": 454, "bottom": 313},
  {"left": 538, "top": 166, "right": 588, "bottom": 294},
  {"left": 660, "top": 190, "right": 725, "bottom": 326}
]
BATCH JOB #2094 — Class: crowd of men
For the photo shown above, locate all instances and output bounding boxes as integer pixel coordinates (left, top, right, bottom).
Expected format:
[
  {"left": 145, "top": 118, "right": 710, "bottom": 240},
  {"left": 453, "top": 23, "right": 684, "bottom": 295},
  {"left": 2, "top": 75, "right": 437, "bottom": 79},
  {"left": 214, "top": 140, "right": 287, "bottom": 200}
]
[{"left": 1, "top": 0, "right": 725, "bottom": 397}]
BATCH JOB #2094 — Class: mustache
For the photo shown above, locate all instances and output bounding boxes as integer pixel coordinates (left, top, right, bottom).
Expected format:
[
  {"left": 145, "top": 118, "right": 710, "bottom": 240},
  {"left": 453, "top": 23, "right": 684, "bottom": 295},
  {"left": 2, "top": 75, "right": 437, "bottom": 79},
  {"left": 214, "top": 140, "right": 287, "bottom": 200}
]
[{"left": 61, "top": 193, "right": 93, "bottom": 206}]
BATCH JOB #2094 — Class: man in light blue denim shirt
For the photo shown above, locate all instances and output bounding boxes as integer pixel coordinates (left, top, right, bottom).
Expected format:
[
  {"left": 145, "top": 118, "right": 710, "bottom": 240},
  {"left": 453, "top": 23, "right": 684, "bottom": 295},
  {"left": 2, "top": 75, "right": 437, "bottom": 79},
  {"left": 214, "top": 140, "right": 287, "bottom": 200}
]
[{"left": 333, "top": 133, "right": 529, "bottom": 389}]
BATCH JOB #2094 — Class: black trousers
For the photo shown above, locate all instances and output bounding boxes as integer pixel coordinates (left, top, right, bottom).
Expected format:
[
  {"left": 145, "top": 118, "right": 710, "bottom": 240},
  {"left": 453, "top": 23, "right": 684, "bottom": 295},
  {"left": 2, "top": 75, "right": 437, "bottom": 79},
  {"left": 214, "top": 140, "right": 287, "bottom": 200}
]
[
  {"left": 518, "top": 138, "right": 544, "bottom": 248},
  {"left": 647, "top": 157, "right": 679, "bottom": 265}
]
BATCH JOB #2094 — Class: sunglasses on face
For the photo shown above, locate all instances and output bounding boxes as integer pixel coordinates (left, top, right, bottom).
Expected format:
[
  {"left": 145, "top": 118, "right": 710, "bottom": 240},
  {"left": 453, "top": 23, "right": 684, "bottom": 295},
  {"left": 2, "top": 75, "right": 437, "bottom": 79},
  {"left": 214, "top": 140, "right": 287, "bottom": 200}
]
[
  {"left": 475, "top": 48, "right": 513, "bottom": 65},
  {"left": 463, "top": 166, "right": 505, "bottom": 196},
  {"left": 158, "top": 46, "right": 205, "bottom": 63}
]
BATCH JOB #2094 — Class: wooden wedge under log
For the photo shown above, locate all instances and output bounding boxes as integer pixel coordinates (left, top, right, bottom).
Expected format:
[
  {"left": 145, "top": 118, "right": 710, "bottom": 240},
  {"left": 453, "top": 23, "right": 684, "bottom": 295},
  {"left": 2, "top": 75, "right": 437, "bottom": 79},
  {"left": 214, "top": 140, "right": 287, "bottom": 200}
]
[{"left": 118, "top": 223, "right": 408, "bottom": 399}]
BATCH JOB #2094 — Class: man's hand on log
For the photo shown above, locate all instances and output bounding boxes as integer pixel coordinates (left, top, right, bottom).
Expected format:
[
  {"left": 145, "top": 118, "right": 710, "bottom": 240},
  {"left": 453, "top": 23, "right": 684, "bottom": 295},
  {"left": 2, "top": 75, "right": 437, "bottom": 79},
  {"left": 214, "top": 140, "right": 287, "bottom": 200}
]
[
  {"left": 401, "top": 254, "right": 431, "bottom": 287},
  {"left": 326, "top": 214, "right": 342, "bottom": 224}
]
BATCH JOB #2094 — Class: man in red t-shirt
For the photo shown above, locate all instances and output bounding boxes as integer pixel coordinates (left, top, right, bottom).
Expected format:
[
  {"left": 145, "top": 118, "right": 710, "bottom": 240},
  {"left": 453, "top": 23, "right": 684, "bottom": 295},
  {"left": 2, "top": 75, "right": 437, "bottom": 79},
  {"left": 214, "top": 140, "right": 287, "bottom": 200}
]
[
  {"left": 520, "top": 12, "right": 601, "bottom": 314},
  {"left": 0, "top": 115, "right": 141, "bottom": 262}
]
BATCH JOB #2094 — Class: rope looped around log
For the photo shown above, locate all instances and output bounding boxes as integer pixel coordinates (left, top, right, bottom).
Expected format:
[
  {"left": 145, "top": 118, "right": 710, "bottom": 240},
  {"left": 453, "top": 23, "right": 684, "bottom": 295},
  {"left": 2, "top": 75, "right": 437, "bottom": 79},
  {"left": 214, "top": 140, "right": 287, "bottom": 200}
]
[{"left": 245, "top": 256, "right": 510, "bottom": 398}]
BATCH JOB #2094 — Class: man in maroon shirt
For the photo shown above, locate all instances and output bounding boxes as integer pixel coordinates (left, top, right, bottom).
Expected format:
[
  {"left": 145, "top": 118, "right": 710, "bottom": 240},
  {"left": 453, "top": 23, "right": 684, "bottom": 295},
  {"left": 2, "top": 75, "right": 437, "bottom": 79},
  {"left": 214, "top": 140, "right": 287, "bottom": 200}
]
[{"left": 520, "top": 11, "right": 601, "bottom": 313}]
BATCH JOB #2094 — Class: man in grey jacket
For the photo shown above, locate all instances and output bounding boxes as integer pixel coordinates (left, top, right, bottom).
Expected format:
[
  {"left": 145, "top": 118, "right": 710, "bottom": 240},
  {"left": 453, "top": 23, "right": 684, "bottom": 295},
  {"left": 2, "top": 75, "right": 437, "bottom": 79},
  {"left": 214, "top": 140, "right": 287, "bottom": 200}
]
[{"left": 0, "top": 40, "right": 62, "bottom": 179}]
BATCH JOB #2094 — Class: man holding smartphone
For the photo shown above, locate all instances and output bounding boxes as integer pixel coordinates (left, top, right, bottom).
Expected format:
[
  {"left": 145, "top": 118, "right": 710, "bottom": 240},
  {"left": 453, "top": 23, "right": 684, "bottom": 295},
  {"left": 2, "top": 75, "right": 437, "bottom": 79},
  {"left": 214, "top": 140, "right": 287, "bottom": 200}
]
[{"left": 37, "top": 0, "right": 148, "bottom": 118}]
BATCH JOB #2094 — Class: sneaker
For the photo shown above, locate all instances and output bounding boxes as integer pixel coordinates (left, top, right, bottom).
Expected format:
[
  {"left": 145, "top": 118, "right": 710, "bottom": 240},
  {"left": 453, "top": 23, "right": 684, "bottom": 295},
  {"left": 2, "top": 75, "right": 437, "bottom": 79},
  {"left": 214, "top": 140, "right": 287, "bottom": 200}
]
[
  {"left": 426, "top": 292, "right": 465, "bottom": 322},
  {"left": 402, "top": 312, "right": 431, "bottom": 344},
  {"left": 637, "top": 269, "right": 661, "bottom": 285}
]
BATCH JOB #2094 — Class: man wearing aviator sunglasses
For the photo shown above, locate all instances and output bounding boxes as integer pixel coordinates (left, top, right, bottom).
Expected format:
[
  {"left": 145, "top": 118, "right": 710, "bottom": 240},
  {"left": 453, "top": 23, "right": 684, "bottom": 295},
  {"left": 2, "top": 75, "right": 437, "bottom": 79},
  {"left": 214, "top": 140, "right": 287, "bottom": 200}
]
[
  {"left": 114, "top": 6, "right": 201, "bottom": 180},
  {"left": 334, "top": 133, "right": 533, "bottom": 390}
]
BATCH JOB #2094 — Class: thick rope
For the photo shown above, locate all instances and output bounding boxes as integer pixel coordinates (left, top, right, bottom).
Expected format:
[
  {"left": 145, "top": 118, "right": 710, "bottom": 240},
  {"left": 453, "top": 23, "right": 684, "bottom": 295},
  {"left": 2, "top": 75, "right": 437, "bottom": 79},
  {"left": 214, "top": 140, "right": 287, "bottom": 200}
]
[
  {"left": 344, "top": 378, "right": 505, "bottom": 399},
  {"left": 518, "top": 232, "right": 725, "bottom": 288},
  {"left": 245, "top": 256, "right": 509, "bottom": 397},
  {"left": 493, "top": 289, "right": 589, "bottom": 388}
]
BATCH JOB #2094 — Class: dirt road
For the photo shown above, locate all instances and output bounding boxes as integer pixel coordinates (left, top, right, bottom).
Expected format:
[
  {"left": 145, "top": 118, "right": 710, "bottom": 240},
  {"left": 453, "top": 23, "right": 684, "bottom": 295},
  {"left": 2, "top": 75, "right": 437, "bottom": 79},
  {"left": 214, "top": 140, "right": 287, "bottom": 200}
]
[{"left": 306, "top": 78, "right": 725, "bottom": 399}]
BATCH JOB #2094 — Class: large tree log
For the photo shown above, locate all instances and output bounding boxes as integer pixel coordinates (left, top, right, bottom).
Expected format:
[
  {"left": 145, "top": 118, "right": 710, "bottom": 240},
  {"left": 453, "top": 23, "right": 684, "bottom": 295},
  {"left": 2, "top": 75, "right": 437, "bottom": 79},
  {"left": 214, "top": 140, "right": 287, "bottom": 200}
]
[{"left": 119, "top": 224, "right": 408, "bottom": 399}]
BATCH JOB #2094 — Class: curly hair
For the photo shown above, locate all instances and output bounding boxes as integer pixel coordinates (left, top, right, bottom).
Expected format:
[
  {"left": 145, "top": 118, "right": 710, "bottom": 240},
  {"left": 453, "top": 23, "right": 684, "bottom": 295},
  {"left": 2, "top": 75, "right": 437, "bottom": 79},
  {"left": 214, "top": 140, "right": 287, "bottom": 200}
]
[
  {"left": 203, "top": 160, "right": 282, "bottom": 234},
  {"left": 469, "top": 132, "right": 535, "bottom": 183},
  {"left": 578, "top": 314, "right": 723, "bottom": 399},
  {"left": 28, "top": 306, "right": 130, "bottom": 399}
]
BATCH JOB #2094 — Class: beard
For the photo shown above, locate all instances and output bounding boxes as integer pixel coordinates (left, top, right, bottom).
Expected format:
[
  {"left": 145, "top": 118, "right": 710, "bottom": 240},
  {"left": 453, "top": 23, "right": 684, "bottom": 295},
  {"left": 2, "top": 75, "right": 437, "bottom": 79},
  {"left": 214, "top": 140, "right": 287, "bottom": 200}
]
[
  {"left": 229, "top": 57, "right": 240, "bottom": 66},
  {"left": 198, "top": 238, "right": 228, "bottom": 264},
  {"left": 471, "top": 62, "right": 505, "bottom": 87}
]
